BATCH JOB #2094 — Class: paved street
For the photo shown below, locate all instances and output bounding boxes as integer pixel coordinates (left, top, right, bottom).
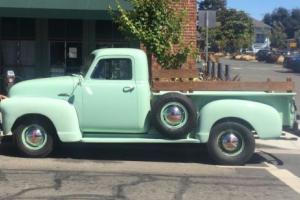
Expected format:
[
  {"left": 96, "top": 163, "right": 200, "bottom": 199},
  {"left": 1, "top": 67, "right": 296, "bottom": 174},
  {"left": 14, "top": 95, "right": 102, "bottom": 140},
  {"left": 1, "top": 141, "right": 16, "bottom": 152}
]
[
  {"left": 1, "top": 59, "right": 300, "bottom": 199},
  {"left": 0, "top": 142, "right": 300, "bottom": 200}
]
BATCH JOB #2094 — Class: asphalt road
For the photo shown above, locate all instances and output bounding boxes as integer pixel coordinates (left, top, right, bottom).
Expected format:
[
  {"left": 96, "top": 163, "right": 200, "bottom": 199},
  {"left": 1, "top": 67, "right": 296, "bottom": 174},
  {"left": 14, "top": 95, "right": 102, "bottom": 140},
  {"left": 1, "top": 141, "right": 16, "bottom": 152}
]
[
  {"left": 0, "top": 142, "right": 300, "bottom": 200},
  {"left": 1, "top": 59, "right": 300, "bottom": 199}
]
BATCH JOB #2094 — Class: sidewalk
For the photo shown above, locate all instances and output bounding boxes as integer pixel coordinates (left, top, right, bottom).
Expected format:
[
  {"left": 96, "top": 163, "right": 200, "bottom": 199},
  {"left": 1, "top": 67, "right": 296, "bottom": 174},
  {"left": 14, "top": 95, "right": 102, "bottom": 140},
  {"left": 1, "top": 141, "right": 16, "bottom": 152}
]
[{"left": 256, "top": 131, "right": 300, "bottom": 150}]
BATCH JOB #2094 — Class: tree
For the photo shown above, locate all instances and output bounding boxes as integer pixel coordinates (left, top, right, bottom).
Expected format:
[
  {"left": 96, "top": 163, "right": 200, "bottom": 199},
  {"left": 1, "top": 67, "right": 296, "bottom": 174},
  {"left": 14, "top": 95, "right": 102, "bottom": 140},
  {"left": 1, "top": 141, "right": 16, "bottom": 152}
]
[
  {"left": 197, "top": 0, "right": 253, "bottom": 53},
  {"left": 295, "top": 30, "right": 300, "bottom": 47},
  {"left": 199, "top": 0, "right": 226, "bottom": 10},
  {"left": 111, "top": 0, "right": 194, "bottom": 69},
  {"left": 263, "top": 14, "right": 272, "bottom": 26},
  {"left": 200, "top": 9, "right": 253, "bottom": 53},
  {"left": 263, "top": 7, "right": 300, "bottom": 39},
  {"left": 270, "top": 22, "right": 287, "bottom": 49},
  {"left": 291, "top": 9, "right": 300, "bottom": 33}
]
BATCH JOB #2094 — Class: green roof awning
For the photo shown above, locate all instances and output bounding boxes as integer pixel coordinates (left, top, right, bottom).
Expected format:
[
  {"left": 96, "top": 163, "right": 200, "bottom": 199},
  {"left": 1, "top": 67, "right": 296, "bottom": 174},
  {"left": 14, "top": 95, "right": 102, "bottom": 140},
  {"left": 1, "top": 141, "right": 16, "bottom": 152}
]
[{"left": 0, "top": 0, "right": 130, "bottom": 20}]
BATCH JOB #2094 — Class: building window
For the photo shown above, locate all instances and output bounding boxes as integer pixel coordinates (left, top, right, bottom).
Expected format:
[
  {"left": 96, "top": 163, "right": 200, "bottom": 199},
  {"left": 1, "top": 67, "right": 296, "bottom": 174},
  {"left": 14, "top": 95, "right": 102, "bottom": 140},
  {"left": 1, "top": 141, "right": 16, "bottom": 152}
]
[
  {"left": 95, "top": 20, "right": 129, "bottom": 48},
  {"left": 48, "top": 19, "right": 82, "bottom": 41},
  {"left": 48, "top": 19, "right": 83, "bottom": 75},
  {"left": 50, "top": 42, "right": 65, "bottom": 67},
  {"left": 1, "top": 18, "right": 35, "bottom": 68},
  {"left": 256, "top": 34, "right": 266, "bottom": 43},
  {"left": 2, "top": 18, "right": 35, "bottom": 40}
]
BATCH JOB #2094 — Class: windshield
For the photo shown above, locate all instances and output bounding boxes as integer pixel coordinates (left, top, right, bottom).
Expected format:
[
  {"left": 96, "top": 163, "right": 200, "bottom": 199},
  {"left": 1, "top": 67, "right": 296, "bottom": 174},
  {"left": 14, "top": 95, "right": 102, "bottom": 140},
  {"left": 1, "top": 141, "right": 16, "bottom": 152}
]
[{"left": 81, "top": 53, "right": 95, "bottom": 77}]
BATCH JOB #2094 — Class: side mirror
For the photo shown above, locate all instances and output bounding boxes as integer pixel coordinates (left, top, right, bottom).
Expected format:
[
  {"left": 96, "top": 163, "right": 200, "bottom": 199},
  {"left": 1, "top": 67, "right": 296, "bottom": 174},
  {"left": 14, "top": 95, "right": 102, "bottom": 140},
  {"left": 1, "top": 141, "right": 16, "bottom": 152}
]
[
  {"left": 78, "top": 75, "right": 84, "bottom": 86},
  {"left": 71, "top": 74, "right": 84, "bottom": 86}
]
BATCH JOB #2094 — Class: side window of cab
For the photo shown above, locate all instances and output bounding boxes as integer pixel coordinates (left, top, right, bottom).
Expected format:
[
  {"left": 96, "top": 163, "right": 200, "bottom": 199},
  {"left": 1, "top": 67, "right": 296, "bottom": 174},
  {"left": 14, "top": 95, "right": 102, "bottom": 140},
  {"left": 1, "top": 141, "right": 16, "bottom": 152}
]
[{"left": 91, "top": 58, "right": 132, "bottom": 80}]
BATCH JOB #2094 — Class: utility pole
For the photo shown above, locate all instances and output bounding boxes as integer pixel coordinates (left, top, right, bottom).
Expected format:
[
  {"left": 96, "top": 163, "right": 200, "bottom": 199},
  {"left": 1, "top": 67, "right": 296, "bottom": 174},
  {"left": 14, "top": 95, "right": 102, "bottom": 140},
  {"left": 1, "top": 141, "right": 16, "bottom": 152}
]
[
  {"left": 205, "top": 10, "right": 209, "bottom": 64},
  {"left": 197, "top": 1, "right": 216, "bottom": 66}
]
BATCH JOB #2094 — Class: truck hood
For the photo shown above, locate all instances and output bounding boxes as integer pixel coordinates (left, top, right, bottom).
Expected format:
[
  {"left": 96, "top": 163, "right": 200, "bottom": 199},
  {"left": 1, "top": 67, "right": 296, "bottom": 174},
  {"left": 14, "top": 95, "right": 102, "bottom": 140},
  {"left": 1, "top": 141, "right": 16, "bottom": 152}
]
[{"left": 9, "top": 76, "right": 80, "bottom": 99}]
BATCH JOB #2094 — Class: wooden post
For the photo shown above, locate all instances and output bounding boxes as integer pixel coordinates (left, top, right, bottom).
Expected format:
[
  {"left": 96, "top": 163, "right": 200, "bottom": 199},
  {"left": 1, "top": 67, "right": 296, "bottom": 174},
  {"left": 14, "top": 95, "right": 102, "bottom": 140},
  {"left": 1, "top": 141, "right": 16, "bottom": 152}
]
[
  {"left": 218, "top": 63, "right": 223, "bottom": 80},
  {"left": 207, "top": 62, "right": 211, "bottom": 76},
  {"left": 225, "top": 65, "right": 230, "bottom": 81},
  {"left": 212, "top": 62, "right": 216, "bottom": 78}
]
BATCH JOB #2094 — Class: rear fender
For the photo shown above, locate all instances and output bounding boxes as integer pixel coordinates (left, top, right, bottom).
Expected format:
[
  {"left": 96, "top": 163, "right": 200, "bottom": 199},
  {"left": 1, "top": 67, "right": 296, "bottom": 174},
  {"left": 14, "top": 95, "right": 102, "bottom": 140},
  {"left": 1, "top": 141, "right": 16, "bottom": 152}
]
[
  {"left": 196, "top": 99, "right": 282, "bottom": 143},
  {"left": 0, "top": 97, "right": 82, "bottom": 142}
]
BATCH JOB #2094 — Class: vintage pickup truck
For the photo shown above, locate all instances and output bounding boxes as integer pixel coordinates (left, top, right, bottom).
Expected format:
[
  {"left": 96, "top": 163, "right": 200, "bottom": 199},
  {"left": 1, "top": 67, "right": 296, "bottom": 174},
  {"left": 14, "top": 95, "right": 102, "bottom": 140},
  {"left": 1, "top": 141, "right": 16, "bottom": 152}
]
[{"left": 0, "top": 48, "right": 298, "bottom": 165}]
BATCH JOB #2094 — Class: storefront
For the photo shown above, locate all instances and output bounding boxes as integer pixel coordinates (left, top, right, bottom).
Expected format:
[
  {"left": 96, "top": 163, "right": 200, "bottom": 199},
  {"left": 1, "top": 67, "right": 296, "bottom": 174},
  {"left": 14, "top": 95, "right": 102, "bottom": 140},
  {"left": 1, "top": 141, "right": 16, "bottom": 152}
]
[{"left": 0, "top": 0, "right": 138, "bottom": 81}]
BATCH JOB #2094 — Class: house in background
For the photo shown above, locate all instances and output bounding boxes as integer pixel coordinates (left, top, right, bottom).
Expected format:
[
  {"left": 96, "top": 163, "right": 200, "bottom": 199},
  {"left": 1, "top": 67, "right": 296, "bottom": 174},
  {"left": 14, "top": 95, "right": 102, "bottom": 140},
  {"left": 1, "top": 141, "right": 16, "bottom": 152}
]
[
  {"left": 251, "top": 19, "right": 271, "bottom": 53},
  {"left": 0, "top": 0, "right": 197, "bottom": 84}
]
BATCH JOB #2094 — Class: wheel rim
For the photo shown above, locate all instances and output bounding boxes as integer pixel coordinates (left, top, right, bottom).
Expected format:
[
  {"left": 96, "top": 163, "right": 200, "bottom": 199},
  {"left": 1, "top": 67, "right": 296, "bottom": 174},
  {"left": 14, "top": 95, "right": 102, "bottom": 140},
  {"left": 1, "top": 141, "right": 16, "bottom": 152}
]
[
  {"left": 160, "top": 102, "right": 188, "bottom": 129},
  {"left": 21, "top": 124, "right": 48, "bottom": 150},
  {"left": 217, "top": 130, "right": 244, "bottom": 156}
]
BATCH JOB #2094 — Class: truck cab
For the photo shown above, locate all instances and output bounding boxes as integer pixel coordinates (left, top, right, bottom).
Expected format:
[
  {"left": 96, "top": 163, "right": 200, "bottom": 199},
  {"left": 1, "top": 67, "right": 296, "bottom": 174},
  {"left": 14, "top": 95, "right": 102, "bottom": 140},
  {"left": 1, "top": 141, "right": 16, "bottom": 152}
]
[{"left": 74, "top": 49, "right": 151, "bottom": 134}]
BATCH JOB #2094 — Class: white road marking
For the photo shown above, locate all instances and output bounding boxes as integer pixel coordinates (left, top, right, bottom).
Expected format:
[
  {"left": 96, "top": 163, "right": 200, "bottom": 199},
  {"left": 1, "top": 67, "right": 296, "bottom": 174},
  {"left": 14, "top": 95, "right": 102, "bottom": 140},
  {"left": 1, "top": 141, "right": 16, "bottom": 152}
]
[
  {"left": 217, "top": 165, "right": 267, "bottom": 169},
  {"left": 257, "top": 149, "right": 300, "bottom": 155},
  {"left": 264, "top": 162, "right": 300, "bottom": 194},
  {"left": 218, "top": 161, "right": 300, "bottom": 194}
]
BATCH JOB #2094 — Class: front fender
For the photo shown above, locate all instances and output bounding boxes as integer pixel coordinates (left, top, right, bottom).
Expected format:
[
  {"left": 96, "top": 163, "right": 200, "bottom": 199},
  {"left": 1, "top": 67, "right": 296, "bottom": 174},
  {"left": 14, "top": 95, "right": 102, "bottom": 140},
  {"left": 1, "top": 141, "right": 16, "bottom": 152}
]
[
  {"left": 196, "top": 99, "right": 282, "bottom": 143},
  {"left": 0, "top": 97, "right": 82, "bottom": 142}
]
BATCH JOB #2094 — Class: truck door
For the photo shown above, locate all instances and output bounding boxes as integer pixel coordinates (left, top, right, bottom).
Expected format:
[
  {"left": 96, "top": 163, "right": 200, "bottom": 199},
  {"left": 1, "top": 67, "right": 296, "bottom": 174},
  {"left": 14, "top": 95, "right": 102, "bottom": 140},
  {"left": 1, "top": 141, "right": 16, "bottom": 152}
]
[{"left": 81, "top": 57, "right": 140, "bottom": 133}]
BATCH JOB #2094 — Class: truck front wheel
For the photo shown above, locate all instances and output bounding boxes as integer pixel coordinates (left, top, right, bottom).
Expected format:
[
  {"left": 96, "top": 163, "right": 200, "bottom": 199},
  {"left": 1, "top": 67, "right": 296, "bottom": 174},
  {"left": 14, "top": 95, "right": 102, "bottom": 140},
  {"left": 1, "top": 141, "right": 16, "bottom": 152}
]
[
  {"left": 13, "top": 119, "right": 55, "bottom": 158},
  {"left": 207, "top": 122, "right": 255, "bottom": 165}
]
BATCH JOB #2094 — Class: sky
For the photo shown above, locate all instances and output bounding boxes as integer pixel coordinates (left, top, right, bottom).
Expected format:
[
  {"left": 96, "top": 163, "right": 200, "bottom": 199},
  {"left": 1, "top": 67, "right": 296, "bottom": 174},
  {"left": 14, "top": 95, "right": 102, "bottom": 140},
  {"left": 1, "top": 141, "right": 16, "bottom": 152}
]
[{"left": 227, "top": 0, "right": 300, "bottom": 20}]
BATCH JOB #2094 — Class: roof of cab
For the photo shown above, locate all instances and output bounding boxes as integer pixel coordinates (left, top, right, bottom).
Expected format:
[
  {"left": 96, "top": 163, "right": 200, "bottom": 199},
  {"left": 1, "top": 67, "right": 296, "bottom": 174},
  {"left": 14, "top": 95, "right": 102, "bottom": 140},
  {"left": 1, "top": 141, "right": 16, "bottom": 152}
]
[{"left": 92, "top": 48, "right": 146, "bottom": 57}]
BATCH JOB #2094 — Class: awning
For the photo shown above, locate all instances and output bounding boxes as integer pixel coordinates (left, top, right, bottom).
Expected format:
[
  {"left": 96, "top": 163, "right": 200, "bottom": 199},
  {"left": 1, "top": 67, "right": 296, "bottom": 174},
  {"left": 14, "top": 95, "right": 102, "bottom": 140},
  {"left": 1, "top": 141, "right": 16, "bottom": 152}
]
[{"left": 0, "top": 0, "right": 131, "bottom": 20}]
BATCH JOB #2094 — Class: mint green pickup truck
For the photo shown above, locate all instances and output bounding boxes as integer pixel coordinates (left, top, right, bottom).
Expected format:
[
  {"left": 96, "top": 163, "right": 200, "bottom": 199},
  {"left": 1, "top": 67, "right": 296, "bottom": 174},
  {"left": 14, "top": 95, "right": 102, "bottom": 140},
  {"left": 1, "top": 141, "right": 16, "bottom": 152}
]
[{"left": 0, "top": 48, "right": 298, "bottom": 165}]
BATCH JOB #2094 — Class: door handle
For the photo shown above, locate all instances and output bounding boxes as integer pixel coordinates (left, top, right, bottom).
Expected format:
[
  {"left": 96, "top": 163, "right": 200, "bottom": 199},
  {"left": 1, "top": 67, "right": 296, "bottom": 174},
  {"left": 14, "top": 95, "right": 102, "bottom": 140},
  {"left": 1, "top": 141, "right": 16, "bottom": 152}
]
[
  {"left": 123, "top": 86, "right": 135, "bottom": 93},
  {"left": 58, "top": 93, "right": 71, "bottom": 97}
]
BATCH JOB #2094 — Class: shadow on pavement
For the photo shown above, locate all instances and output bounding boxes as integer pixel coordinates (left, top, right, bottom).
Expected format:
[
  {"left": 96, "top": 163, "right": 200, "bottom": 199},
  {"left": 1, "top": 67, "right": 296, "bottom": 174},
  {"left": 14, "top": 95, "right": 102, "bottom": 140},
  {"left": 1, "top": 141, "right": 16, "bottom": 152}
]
[
  {"left": 274, "top": 70, "right": 300, "bottom": 76},
  {"left": 258, "top": 151, "right": 284, "bottom": 166},
  {"left": 0, "top": 138, "right": 272, "bottom": 166},
  {"left": 284, "top": 128, "right": 300, "bottom": 137}
]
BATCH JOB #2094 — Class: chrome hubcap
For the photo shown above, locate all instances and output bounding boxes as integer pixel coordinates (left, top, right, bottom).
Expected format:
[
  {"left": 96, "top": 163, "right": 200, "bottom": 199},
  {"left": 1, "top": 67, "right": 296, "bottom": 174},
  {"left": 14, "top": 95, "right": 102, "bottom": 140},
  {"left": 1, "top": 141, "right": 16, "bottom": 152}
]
[
  {"left": 161, "top": 103, "right": 188, "bottom": 128},
  {"left": 219, "top": 131, "right": 243, "bottom": 154},
  {"left": 24, "top": 125, "right": 47, "bottom": 148}
]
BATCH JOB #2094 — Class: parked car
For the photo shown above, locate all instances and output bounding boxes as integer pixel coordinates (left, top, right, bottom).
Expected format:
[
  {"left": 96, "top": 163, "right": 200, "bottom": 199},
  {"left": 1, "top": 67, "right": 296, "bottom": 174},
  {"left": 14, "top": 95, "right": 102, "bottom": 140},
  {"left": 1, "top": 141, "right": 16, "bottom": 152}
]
[
  {"left": 255, "top": 49, "right": 272, "bottom": 62},
  {"left": 241, "top": 48, "right": 254, "bottom": 55},
  {"left": 279, "top": 49, "right": 293, "bottom": 56},
  {"left": 283, "top": 52, "right": 300, "bottom": 72},
  {"left": 265, "top": 50, "right": 284, "bottom": 63},
  {"left": 0, "top": 48, "right": 298, "bottom": 165}
]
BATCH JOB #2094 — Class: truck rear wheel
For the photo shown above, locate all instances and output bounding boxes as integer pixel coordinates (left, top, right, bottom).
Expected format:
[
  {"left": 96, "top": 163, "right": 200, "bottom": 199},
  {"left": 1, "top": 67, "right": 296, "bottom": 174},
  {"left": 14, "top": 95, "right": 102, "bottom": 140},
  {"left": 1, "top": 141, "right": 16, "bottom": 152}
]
[
  {"left": 13, "top": 118, "right": 55, "bottom": 158},
  {"left": 152, "top": 93, "right": 197, "bottom": 139},
  {"left": 207, "top": 122, "right": 255, "bottom": 165}
]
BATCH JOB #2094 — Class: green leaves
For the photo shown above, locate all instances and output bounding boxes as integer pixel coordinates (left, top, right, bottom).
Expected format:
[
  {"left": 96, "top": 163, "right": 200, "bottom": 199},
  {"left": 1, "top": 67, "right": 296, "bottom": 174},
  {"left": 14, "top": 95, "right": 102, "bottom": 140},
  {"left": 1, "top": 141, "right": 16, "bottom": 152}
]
[
  {"left": 200, "top": 9, "right": 253, "bottom": 53},
  {"left": 111, "top": 0, "right": 193, "bottom": 69},
  {"left": 270, "top": 22, "right": 287, "bottom": 49},
  {"left": 263, "top": 7, "right": 300, "bottom": 46}
]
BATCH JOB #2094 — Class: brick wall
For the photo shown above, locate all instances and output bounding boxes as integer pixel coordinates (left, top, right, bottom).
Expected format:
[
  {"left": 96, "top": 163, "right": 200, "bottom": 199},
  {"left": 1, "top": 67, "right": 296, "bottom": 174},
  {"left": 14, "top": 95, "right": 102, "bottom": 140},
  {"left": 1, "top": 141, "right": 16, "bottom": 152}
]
[{"left": 151, "top": 0, "right": 197, "bottom": 70}]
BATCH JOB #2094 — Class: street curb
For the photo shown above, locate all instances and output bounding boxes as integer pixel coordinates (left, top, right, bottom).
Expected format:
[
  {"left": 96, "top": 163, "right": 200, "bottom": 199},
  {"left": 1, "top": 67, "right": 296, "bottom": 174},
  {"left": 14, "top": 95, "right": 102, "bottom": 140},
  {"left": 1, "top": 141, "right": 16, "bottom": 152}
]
[{"left": 256, "top": 131, "right": 300, "bottom": 150}]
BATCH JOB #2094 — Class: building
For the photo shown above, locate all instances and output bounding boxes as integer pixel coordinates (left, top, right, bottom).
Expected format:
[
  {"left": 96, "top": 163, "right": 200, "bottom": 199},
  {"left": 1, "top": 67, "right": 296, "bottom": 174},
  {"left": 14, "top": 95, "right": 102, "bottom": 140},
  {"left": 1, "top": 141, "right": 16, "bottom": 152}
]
[
  {"left": 252, "top": 19, "right": 271, "bottom": 53},
  {"left": 0, "top": 0, "right": 138, "bottom": 80},
  {"left": 0, "top": 0, "right": 197, "bottom": 83}
]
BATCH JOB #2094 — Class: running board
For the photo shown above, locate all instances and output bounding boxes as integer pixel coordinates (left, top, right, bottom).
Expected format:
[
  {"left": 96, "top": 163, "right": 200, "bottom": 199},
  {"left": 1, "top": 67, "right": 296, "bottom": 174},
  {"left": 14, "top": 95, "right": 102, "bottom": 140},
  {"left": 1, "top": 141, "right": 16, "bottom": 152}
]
[{"left": 81, "top": 138, "right": 201, "bottom": 144}]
